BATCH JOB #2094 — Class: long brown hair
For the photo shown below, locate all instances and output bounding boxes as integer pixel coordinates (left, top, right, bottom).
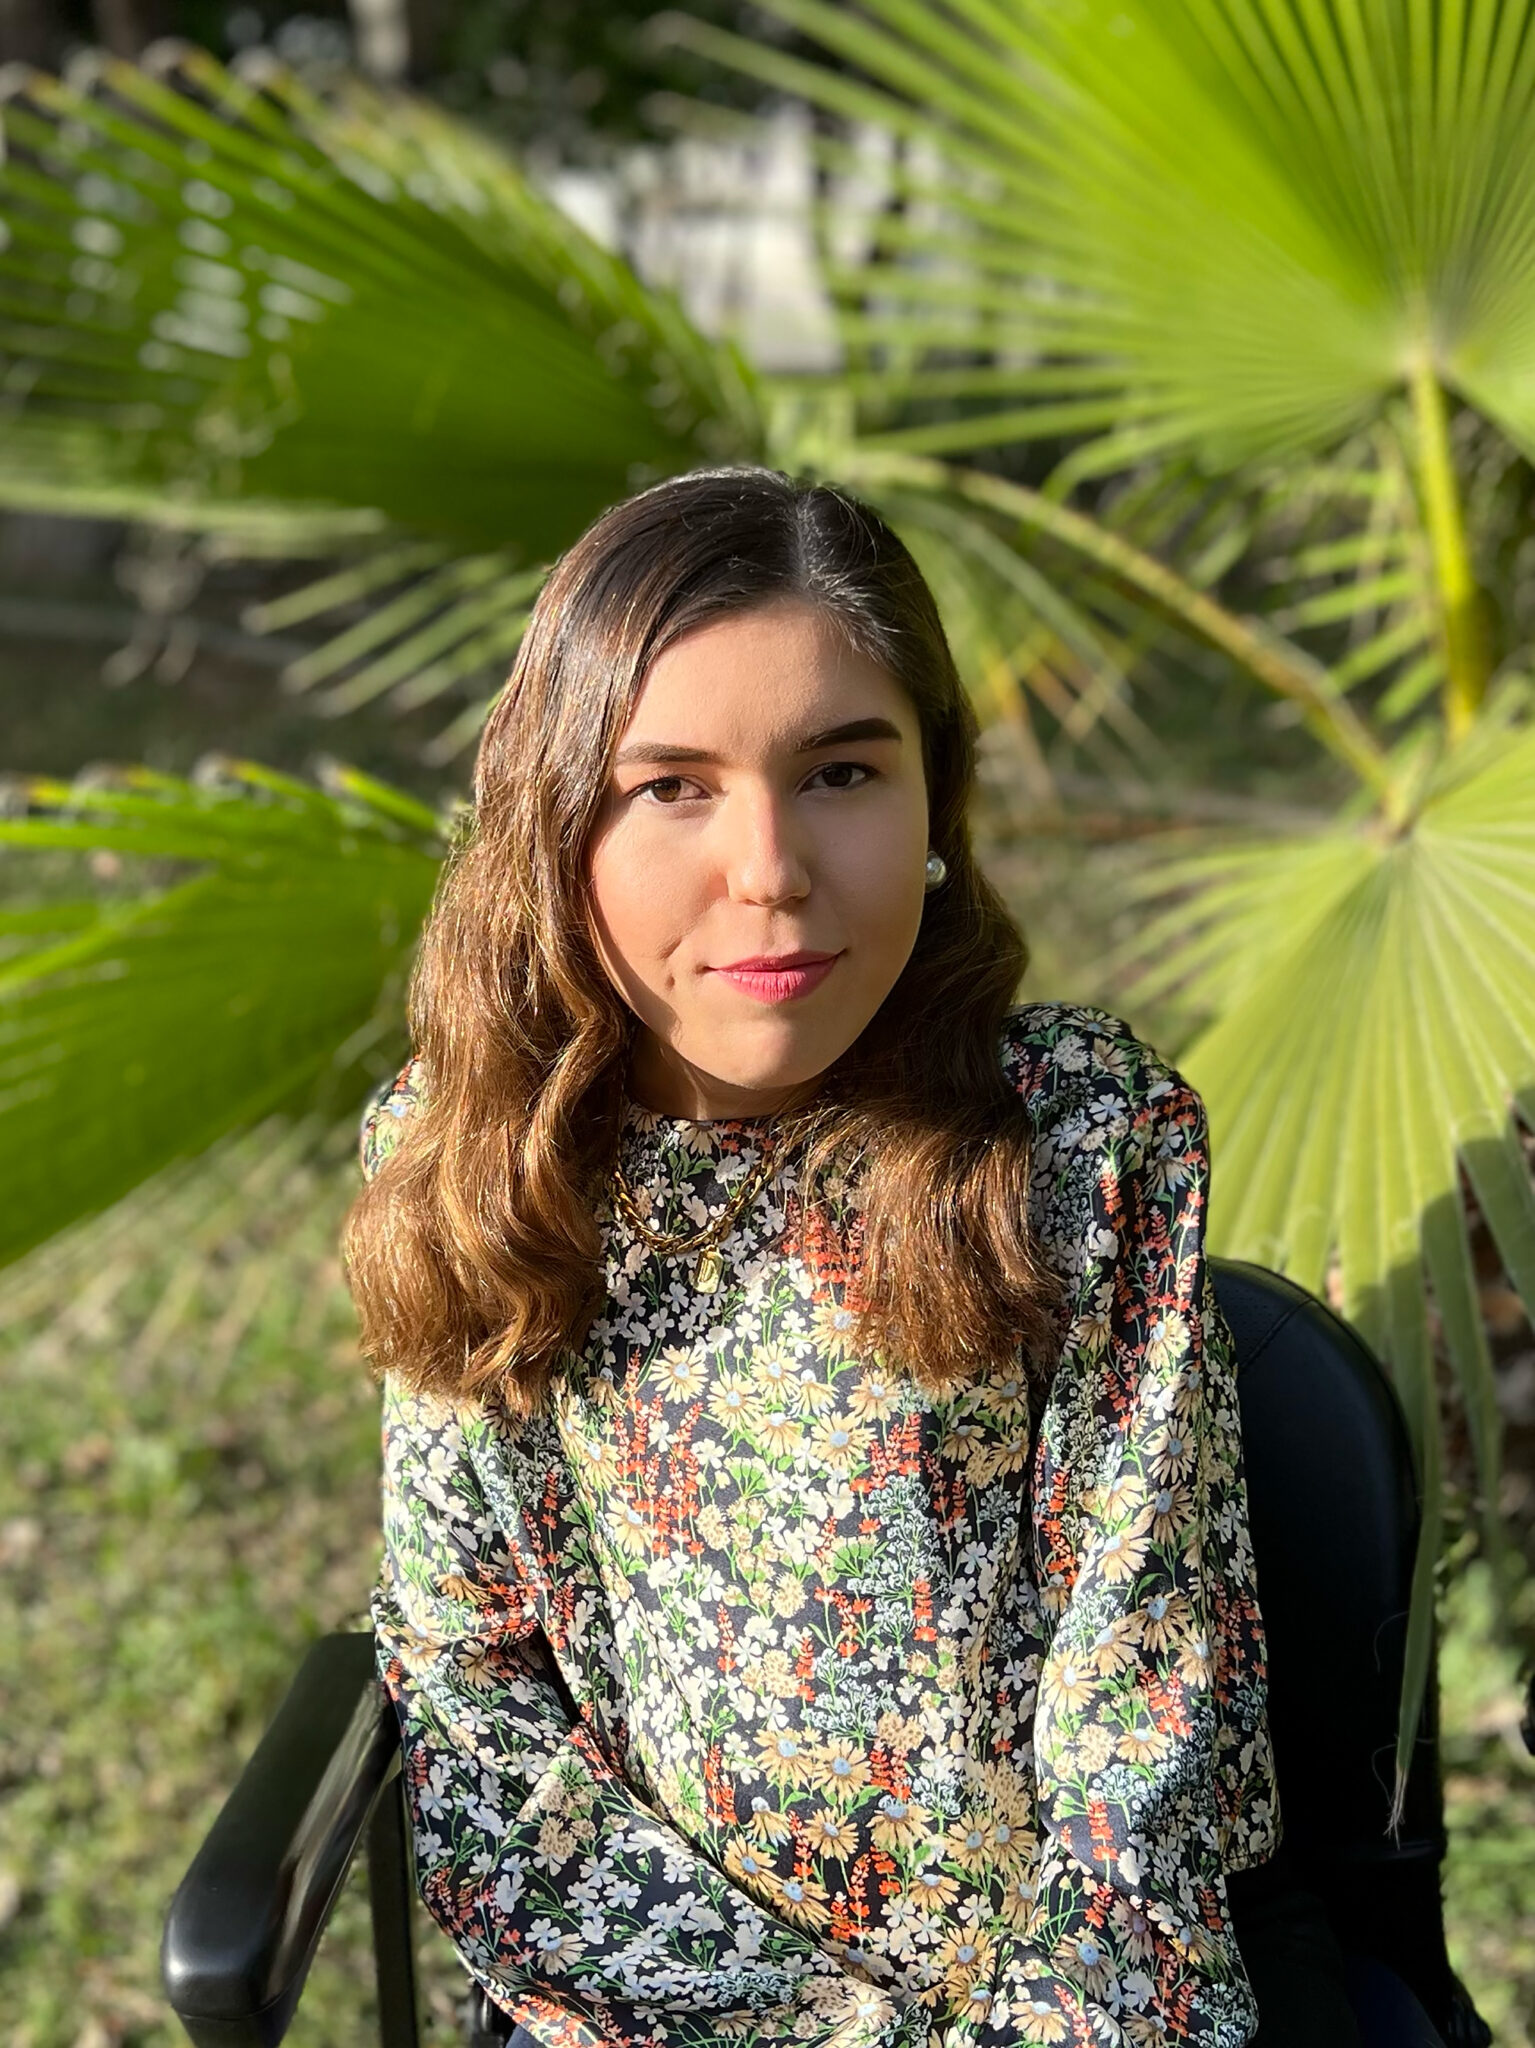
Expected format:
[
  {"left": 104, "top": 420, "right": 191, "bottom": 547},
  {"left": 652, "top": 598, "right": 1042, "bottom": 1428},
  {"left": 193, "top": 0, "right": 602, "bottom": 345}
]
[{"left": 344, "top": 465, "right": 1059, "bottom": 1415}]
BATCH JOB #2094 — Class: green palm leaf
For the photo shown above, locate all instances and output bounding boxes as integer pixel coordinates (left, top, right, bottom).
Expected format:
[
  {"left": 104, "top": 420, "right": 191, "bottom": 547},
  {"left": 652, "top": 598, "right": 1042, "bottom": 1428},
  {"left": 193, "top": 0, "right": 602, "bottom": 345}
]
[
  {"left": 0, "top": 760, "right": 443, "bottom": 1264},
  {"left": 0, "top": 43, "right": 1394, "bottom": 761},
  {"left": 668, "top": 0, "right": 1535, "bottom": 463},
  {"left": 1130, "top": 704, "right": 1535, "bottom": 1813},
  {"left": 659, "top": 0, "right": 1535, "bottom": 733},
  {"left": 0, "top": 47, "right": 761, "bottom": 551}
]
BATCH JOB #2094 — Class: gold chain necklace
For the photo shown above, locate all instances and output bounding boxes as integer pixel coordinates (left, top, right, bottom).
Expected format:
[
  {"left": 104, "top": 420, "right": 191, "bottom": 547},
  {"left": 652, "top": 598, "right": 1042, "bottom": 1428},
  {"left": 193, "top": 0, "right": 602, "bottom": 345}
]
[{"left": 608, "top": 1099, "right": 836, "bottom": 1293}]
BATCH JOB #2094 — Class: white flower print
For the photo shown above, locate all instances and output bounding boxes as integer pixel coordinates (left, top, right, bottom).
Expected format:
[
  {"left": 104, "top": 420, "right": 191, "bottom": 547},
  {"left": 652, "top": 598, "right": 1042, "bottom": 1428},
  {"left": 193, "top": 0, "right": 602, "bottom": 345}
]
[{"left": 368, "top": 1005, "right": 1277, "bottom": 2048}]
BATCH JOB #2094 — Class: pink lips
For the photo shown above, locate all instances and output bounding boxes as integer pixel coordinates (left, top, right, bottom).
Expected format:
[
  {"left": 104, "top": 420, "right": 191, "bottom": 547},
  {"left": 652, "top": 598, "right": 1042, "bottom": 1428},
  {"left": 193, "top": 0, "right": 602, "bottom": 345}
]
[{"left": 712, "top": 952, "right": 841, "bottom": 1004}]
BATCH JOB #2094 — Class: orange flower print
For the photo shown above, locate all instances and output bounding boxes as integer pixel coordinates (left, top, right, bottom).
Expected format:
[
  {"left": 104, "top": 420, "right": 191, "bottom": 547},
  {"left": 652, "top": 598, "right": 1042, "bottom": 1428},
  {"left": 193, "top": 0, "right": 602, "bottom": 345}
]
[{"left": 368, "top": 1005, "right": 1277, "bottom": 2048}]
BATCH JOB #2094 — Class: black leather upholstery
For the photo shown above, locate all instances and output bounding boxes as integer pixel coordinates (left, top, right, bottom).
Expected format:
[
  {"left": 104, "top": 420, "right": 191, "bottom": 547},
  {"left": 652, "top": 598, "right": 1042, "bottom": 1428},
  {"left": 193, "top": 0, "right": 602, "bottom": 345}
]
[{"left": 1212, "top": 1259, "right": 1463, "bottom": 2036}]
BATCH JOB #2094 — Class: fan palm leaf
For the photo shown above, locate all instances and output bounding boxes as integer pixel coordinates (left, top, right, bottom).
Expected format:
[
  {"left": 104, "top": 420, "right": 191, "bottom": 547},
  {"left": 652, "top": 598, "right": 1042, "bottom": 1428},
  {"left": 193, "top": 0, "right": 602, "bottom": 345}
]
[
  {"left": 0, "top": 43, "right": 1374, "bottom": 759},
  {"left": 1123, "top": 703, "right": 1535, "bottom": 1812},
  {"left": 0, "top": 761, "right": 444, "bottom": 1264},
  {"left": 0, "top": 48, "right": 761, "bottom": 543},
  {"left": 671, "top": 0, "right": 1535, "bottom": 455},
  {"left": 661, "top": 0, "right": 1535, "bottom": 733}
]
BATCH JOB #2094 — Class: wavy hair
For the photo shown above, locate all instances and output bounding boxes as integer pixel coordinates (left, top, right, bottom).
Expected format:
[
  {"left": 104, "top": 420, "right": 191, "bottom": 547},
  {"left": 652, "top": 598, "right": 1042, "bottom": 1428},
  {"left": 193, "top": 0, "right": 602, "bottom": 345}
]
[{"left": 343, "top": 465, "right": 1059, "bottom": 1415}]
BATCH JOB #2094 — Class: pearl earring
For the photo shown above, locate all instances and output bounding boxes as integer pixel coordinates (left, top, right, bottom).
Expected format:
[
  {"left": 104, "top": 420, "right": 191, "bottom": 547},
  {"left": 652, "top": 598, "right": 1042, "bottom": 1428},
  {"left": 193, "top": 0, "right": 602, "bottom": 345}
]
[{"left": 924, "top": 850, "right": 948, "bottom": 892}]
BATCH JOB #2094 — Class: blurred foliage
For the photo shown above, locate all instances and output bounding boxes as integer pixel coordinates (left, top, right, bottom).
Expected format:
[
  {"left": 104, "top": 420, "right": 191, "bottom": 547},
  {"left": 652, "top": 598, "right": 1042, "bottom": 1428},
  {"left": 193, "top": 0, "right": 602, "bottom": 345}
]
[
  {"left": 1437, "top": 1553, "right": 1535, "bottom": 2046},
  {"left": 0, "top": 0, "right": 844, "bottom": 164},
  {"left": 0, "top": 763, "right": 443, "bottom": 1264}
]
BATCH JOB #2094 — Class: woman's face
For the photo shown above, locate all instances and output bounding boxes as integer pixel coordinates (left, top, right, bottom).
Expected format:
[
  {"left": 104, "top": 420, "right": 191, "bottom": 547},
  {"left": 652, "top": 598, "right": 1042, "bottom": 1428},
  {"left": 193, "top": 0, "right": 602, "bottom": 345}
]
[{"left": 586, "top": 596, "right": 931, "bottom": 1119}]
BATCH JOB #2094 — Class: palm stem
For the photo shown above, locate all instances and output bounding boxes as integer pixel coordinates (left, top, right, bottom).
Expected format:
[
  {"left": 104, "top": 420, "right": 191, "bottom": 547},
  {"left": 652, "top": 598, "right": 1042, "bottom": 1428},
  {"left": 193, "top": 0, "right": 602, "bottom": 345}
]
[
  {"left": 845, "top": 450, "right": 1399, "bottom": 808},
  {"left": 1407, "top": 358, "right": 1490, "bottom": 743}
]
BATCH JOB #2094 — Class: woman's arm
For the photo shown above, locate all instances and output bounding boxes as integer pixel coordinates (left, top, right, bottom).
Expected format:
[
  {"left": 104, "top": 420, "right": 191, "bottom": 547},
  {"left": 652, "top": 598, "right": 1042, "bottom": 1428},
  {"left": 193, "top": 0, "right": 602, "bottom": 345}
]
[
  {"left": 375, "top": 1377, "right": 926, "bottom": 2048},
  {"left": 360, "top": 1069, "right": 926, "bottom": 2048},
  {"left": 962, "top": 1008, "right": 1280, "bottom": 2047}
]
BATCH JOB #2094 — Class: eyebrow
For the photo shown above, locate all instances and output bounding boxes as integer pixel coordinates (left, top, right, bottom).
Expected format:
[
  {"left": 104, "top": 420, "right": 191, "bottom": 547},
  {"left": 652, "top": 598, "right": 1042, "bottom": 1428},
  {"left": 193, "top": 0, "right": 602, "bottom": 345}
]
[{"left": 614, "top": 717, "right": 904, "bottom": 768}]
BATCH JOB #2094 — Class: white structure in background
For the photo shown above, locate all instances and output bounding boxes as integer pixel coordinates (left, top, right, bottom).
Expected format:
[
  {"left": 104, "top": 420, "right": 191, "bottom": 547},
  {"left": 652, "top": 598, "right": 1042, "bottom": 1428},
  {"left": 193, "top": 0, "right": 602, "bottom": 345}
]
[
  {"left": 344, "top": 0, "right": 409, "bottom": 82},
  {"left": 543, "top": 103, "right": 892, "bottom": 375}
]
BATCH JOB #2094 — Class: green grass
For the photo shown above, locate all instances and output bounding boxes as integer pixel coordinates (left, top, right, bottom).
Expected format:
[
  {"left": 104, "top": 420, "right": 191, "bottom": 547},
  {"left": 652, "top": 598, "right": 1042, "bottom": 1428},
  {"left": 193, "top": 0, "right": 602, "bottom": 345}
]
[
  {"left": 1438, "top": 1557, "right": 1535, "bottom": 2045},
  {"left": 1, "top": 1119, "right": 1530, "bottom": 2048},
  {"left": 0, "top": 1134, "right": 472, "bottom": 2048}
]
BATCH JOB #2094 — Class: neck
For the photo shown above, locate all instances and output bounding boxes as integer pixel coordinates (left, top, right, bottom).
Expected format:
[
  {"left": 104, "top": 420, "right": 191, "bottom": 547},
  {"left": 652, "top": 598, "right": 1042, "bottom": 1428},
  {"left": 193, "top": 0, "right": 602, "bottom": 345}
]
[{"left": 625, "top": 1033, "right": 827, "bottom": 1122}]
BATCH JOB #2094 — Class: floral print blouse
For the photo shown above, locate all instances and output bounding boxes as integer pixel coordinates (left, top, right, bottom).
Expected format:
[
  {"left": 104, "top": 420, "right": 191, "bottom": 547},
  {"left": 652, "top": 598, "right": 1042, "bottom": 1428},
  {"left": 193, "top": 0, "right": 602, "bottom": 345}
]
[{"left": 363, "top": 1003, "right": 1280, "bottom": 2048}]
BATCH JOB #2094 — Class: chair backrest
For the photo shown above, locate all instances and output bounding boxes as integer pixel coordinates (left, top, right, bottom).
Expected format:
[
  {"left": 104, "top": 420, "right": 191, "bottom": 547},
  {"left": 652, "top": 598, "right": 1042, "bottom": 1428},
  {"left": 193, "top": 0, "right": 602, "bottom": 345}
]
[{"left": 1212, "top": 1259, "right": 1456, "bottom": 2021}]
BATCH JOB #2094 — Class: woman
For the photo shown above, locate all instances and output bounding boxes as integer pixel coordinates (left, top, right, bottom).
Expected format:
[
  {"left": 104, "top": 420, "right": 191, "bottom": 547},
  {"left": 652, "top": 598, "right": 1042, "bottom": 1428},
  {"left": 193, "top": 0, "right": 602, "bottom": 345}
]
[{"left": 345, "top": 467, "right": 1356, "bottom": 2048}]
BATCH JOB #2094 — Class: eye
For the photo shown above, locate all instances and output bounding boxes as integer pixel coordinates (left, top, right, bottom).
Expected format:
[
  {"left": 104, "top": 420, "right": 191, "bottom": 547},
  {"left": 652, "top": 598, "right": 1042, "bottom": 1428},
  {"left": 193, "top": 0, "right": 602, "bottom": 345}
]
[
  {"left": 633, "top": 774, "right": 703, "bottom": 806},
  {"left": 805, "top": 760, "right": 875, "bottom": 791}
]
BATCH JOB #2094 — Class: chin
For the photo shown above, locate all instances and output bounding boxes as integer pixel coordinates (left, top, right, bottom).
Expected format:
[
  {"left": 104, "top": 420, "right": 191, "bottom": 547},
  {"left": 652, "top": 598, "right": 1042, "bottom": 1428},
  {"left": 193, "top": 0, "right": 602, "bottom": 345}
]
[{"left": 695, "top": 1020, "right": 843, "bottom": 1094}]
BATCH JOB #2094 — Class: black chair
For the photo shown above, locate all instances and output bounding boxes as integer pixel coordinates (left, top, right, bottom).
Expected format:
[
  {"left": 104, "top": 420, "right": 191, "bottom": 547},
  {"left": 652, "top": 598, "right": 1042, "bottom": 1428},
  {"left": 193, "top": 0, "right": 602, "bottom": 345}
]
[
  {"left": 1214, "top": 1261, "right": 1494, "bottom": 2048},
  {"left": 161, "top": 1261, "right": 1506, "bottom": 2048}
]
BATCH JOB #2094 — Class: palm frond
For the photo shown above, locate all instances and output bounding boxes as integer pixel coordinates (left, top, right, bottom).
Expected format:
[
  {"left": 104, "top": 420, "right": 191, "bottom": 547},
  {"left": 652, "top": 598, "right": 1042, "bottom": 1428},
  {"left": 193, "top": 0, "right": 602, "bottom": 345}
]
[
  {"left": 261, "top": 549, "right": 546, "bottom": 716},
  {"left": 839, "top": 447, "right": 1398, "bottom": 796},
  {"left": 0, "top": 46, "right": 762, "bottom": 556},
  {"left": 1244, "top": 418, "right": 1446, "bottom": 719},
  {"left": 0, "top": 758, "right": 443, "bottom": 1264},
  {"left": 856, "top": 481, "right": 1152, "bottom": 747},
  {"left": 657, "top": 0, "right": 1535, "bottom": 745},
  {"left": 674, "top": 0, "right": 1535, "bottom": 464},
  {"left": 1128, "top": 700, "right": 1535, "bottom": 1814}
]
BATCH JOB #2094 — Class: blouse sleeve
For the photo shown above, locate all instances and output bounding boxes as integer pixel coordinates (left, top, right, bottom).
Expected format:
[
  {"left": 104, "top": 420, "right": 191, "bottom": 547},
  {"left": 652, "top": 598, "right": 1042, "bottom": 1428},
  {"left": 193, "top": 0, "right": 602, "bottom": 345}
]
[
  {"left": 358, "top": 1057, "right": 425, "bottom": 1183},
  {"left": 971, "top": 1009, "right": 1280, "bottom": 2048},
  {"left": 360, "top": 1077, "right": 928, "bottom": 2048}
]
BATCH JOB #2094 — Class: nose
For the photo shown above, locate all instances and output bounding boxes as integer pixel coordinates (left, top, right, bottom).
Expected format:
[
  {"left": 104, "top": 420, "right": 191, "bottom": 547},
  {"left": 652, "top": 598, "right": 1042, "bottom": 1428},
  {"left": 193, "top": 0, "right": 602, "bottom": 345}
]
[{"left": 718, "top": 784, "right": 811, "bottom": 907}]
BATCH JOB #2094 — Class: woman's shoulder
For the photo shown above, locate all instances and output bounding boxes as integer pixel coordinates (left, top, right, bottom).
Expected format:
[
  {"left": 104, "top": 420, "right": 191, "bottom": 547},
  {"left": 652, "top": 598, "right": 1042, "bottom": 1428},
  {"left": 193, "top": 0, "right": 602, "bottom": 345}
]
[
  {"left": 997, "top": 999, "right": 1201, "bottom": 1149},
  {"left": 997, "top": 1003, "right": 1214, "bottom": 1278},
  {"left": 359, "top": 1054, "right": 428, "bottom": 1182}
]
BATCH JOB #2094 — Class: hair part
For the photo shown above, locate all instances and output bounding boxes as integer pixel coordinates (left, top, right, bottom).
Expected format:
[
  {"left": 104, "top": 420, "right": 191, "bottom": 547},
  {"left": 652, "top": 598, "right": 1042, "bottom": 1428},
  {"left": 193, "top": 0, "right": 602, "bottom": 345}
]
[{"left": 343, "top": 464, "right": 1059, "bottom": 1416}]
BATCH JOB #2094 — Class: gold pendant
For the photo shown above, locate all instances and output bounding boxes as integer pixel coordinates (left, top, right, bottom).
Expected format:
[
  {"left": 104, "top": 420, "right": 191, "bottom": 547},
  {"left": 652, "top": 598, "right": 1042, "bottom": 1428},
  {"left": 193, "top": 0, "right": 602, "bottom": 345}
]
[{"left": 693, "top": 1246, "right": 725, "bottom": 1292}]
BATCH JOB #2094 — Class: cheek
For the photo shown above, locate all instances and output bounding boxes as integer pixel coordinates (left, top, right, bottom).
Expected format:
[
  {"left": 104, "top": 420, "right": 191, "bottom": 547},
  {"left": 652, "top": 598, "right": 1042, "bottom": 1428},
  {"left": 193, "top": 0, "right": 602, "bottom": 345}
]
[
  {"left": 823, "top": 803, "right": 926, "bottom": 943},
  {"left": 588, "top": 826, "right": 693, "bottom": 976}
]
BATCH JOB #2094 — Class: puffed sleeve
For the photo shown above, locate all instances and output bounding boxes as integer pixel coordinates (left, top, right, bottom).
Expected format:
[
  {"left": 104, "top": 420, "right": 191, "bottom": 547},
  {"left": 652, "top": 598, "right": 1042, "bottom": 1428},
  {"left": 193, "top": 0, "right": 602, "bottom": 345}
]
[
  {"left": 360, "top": 1080, "right": 929, "bottom": 2048},
  {"left": 970, "top": 1007, "right": 1280, "bottom": 2048}
]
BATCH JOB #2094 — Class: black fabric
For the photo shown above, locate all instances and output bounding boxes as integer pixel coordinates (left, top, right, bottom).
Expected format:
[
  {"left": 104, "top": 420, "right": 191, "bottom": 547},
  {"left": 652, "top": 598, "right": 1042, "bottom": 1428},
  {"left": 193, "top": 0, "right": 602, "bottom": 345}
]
[
  {"left": 1343, "top": 1955, "right": 1451, "bottom": 2048},
  {"left": 1228, "top": 1844, "right": 1361, "bottom": 2048},
  {"left": 1212, "top": 1263, "right": 1442, "bottom": 1866},
  {"left": 1214, "top": 1260, "right": 1461, "bottom": 2032},
  {"left": 1228, "top": 1845, "right": 1449, "bottom": 2048}
]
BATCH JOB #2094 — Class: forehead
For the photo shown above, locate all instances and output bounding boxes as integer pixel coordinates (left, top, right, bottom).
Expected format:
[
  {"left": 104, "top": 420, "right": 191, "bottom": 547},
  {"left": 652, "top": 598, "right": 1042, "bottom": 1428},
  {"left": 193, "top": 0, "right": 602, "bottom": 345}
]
[{"left": 622, "top": 600, "right": 914, "bottom": 744}]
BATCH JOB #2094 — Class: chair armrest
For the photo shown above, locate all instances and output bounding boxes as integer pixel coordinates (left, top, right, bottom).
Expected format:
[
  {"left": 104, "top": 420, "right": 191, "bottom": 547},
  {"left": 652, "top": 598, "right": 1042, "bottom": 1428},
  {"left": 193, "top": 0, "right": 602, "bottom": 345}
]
[{"left": 161, "top": 1631, "right": 399, "bottom": 2048}]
